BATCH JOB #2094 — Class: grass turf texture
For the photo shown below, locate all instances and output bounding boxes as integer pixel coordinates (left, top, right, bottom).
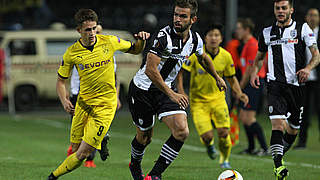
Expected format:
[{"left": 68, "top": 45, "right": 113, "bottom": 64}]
[{"left": 0, "top": 111, "right": 319, "bottom": 179}]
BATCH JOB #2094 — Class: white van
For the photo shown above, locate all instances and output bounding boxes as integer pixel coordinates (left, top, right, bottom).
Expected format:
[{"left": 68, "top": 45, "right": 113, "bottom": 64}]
[{"left": 0, "top": 30, "right": 142, "bottom": 110}]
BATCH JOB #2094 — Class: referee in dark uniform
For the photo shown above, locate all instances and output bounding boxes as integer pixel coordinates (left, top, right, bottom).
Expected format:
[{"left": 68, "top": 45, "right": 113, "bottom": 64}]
[{"left": 250, "top": 0, "right": 320, "bottom": 179}]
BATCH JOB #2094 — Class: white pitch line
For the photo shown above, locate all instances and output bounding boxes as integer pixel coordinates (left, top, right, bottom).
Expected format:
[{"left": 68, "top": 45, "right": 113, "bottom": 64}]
[{"left": 34, "top": 118, "right": 320, "bottom": 169}]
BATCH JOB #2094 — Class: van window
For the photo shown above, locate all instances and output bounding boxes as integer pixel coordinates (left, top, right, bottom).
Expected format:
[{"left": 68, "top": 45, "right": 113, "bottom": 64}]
[
  {"left": 9, "top": 40, "right": 36, "bottom": 55},
  {"left": 46, "top": 39, "right": 77, "bottom": 55}
]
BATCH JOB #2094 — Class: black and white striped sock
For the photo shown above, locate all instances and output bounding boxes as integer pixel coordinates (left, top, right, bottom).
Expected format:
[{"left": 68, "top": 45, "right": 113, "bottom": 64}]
[
  {"left": 131, "top": 137, "right": 146, "bottom": 164},
  {"left": 149, "top": 135, "right": 184, "bottom": 176},
  {"left": 270, "top": 130, "right": 284, "bottom": 168}
]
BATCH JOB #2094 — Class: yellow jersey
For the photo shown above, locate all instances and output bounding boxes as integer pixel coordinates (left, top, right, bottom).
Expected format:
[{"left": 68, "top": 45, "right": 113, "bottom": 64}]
[
  {"left": 58, "top": 34, "right": 132, "bottom": 105},
  {"left": 182, "top": 46, "right": 235, "bottom": 103}
]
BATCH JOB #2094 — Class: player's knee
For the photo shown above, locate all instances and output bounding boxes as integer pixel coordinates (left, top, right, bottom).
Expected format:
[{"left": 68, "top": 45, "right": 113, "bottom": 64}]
[
  {"left": 76, "top": 150, "right": 93, "bottom": 161},
  {"left": 217, "top": 128, "right": 229, "bottom": 138},
  {"left": 287, "top": 125, "right": 299, "bottom": 135},
  {"left": 201, "top": 136, "right": 212, "bottom": 145},
  {"left": 76, "top": 152, "right": 89, "bottom": 161},
  {"left": 137, "top": 132, "right": 153, "bottom": 146},
  {"left": 71, "top": 143, "right": 80, "bottom": 153},
  {"left": 173, "top": 127, "right": 189, "bottom": 141},
  {"left": 142, "top": 135, "right": 152, "bottom": 145}
]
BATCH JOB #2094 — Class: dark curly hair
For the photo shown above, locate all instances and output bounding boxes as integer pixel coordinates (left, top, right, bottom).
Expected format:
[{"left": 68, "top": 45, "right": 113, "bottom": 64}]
[
  {"left": 174, "top": 0, "right": 198, "bottom": 17},
  {"left": 74, "top": 9, "right": 98, "bottom": 27}
]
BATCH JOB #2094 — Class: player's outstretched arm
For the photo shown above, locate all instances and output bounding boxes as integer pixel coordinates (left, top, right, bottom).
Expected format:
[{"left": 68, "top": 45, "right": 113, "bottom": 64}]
[
  {"left": 145, "top": 52, "right": 189, "bottom": 108},
  {"left": 226, "top": 76, "right": 249, "bottom": 106},
  {"left": 250, "top": 51, "right": 266, "bottom": 88},
  {"left": 197, "top": 53, "right": 227, "bottom": 91},
  {"left": 297, "top": 44, "right": 320, "bottom": 83},
  {"left": 56, "top": 76, "right": 74, "bottom": 115},
  {"left": 127, "top": 31, "right": 150, "bottom": 55}
]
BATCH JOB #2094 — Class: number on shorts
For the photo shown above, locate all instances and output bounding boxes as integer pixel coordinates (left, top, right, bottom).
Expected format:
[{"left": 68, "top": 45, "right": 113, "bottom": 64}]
[
  {"left": 97, "top": 126, "right": 104, "bottom": 136},
  {"left": 299, "top": 107, "right": 304, "bottom": 119}
]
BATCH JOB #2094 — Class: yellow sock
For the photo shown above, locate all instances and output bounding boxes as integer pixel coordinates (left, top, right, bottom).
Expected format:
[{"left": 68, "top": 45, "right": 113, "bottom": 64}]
[
  {"left": 200, "top": 137, "right": 214, "bottom": 146},
  {"left": 53, "top": 153, "right": 83, "bottom": 177},
  {"left": 218, "top": 135, "right": 232, "bottom": 164}
]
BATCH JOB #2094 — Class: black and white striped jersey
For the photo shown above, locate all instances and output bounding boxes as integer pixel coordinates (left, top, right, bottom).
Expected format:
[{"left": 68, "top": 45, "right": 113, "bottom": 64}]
[
  {"left": 258, "top": 20, "right": 317, "bottom": 86},
  {"left": 133, "top": 25, "right": 204, "bottom": 91}
]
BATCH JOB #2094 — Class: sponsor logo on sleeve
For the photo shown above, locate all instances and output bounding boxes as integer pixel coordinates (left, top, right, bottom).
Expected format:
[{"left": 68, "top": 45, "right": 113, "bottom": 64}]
[{"left": 308, "top": 33, "right": 315, "bottom": 37}]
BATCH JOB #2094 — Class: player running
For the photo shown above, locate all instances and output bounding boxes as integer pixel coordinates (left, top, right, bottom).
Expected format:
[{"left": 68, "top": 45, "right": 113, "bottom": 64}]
[
  {"left": 127, "top": 1, "right": 227, "bottom": 179},
  {"left": 47, "top": 9, "right": 150, "bottom": 179},
  {"left": 250, "top": 0, "right": 320, "bottom": 179},
  {"left": 177, "top": 24, "right": 248, "bottom": 168},
  {"left": 66, "top": 24, "right": 114, "bottom": 168}
]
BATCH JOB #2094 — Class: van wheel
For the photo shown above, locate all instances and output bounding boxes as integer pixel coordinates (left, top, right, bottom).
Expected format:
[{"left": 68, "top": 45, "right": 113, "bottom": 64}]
[{"left": 14, "top": 86, "right": 37, "bottom": 111}]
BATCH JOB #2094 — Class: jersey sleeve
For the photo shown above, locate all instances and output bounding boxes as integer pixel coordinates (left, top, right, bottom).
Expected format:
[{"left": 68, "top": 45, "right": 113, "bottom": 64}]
[
  {"left": 195, "top": 33, "right": 204, "bottom": 56},
  {"left": 57, "top": 50, "right": 73, "bottom": 79},
  {"left": 109, "top": 35, "right": 133, "bottom": 52},
  {"left": 149, "top": 31, "right": 168, "bottom": 58},
  {"left": 301, "top": 23, "right": 317, "bottom": 47},
  {"left": 182, "top": 54, "right": 196, "bottom": 72},
  {"left": 224, "top": 52, "right": 236, "bottom": 77},
  {"left": 258, "top": 30, "right": 268, "bottom": 52}
]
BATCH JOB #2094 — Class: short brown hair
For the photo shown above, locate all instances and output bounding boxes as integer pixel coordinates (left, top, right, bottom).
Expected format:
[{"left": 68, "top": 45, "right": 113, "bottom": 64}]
[
  {"left": 238, "top": 18, "right": 255, "bottom": 33},
  {"left": 74, "top": 9, "right": 98, "bottom": 27},
  {"left": 273, "top": 0, "right": 293, "bottom": 7},
  {"left": 174, "top": 0, "right": 198, "bottom": 17}
]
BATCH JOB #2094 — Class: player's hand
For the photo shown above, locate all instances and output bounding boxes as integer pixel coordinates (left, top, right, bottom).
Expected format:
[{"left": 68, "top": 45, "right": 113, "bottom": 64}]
[
  {"left": 238, "top": 93, "right": 249, "bottom": 107},
  {"left": 216, "top": 76, "right": 227, "bottom": 91},
  {"left": 169, "top": 92, "right": 189, "bottom": 109},
  {"left": 117, "top": 97, "right": 122, "bottom": 110},
  {"left": 62, "top": 99, "right": 74, "bottom": 115},
  {"left": 250, "top": 73, "right": 260, "bottom": 89},
  {"left": 296, "top": 68, "right": 310, "bottom": 83},
  {"left": 134, "top": 31, "right": 150, "bottom": 40}
]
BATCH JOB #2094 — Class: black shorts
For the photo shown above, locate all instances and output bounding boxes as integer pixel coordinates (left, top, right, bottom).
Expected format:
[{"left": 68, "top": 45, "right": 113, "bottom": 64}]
[
  {"left": 127, "top": 81, "right": 186, "bottom": 131},
  {"left": 267, "top": 81, "right": 304, "bottom": 129},
  {"left": 240, "top": 79, "right": 264, "bottom": 111}
]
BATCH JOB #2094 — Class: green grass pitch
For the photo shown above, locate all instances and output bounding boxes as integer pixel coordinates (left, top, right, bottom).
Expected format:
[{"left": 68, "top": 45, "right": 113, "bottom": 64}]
[{"left": 0, "top": 111, "right": 319, "bottom": 179}]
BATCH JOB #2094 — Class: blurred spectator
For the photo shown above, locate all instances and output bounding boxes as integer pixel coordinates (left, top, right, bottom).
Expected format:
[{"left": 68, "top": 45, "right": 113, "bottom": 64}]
[
  {"left": 143, "top": 13, "right": 158, "bottom": 32},
  {"left": 295, "top": 8, "right": 320, "bottom": 149}
]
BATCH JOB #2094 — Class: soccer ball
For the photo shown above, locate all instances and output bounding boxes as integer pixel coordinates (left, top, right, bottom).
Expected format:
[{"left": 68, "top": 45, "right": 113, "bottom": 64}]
[{"left": 217, "top": 170, "right": 243, "bottom": 180}]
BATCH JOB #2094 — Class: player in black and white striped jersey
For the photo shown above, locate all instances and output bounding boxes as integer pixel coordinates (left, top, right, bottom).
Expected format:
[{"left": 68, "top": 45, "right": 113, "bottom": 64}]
[
  {"left": 250, "top": 0, "right": 320, "bottom": 179},
  {"left": 127, "top": 1, "right": 227, "bottom": 179}
]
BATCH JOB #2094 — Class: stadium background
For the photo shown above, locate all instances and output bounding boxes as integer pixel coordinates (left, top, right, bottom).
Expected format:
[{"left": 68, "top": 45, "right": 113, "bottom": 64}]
[
  {"left": 1, "top": 0, "right": 320, "bottom": 38},
  {"left": 0, "top": 0, "right": 320, "bottom": 179}
]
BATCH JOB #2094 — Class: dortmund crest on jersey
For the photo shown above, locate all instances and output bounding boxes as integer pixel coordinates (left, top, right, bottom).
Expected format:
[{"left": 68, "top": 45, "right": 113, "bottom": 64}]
[{"left": 102, "top": 45, "right": 109, "bottom": 54}]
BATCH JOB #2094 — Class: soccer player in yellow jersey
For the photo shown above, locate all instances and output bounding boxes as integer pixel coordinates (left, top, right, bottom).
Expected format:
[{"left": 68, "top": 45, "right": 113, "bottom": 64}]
[
  {"left": 177, "top": 24, "right": 248, "bottom": 168},
  {"left": 47, "top": 9, "right": 150, "bottom": 180}
]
